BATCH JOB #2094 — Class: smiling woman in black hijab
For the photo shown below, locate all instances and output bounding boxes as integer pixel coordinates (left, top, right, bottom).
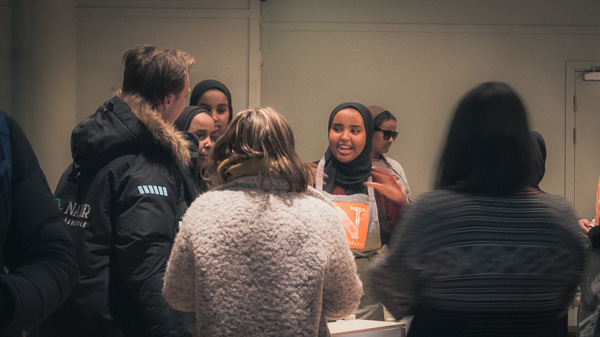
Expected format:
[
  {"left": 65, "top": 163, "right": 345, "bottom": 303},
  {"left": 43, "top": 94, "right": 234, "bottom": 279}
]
[
  {"left": 314, "top": 102, "right": 407, "bottom": 321},
  {"left": 322, "top": 102, "right": 373, "bottom": 194}
]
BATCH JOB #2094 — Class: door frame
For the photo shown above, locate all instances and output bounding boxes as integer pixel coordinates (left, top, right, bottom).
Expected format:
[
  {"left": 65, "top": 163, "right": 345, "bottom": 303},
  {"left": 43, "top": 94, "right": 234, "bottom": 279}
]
[{"left": 565, "top": 61, "right": 600, "bottom": 213}]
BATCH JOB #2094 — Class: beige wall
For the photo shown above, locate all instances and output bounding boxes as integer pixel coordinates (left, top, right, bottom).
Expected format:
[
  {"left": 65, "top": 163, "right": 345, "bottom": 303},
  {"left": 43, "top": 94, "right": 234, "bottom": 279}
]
[
  {"left": 3, "top": 0, "right": 600, "bottom": 206},
  {"left": 4, "top": 0, "right": 261, "bottom": 189},
  {"left": 74, "top": 5, "right": 258, "bottom": 122},
  {"left": 261, "top": 0, "right": 600, "bottom": 204},
  {"left": 11, "top": 0, "right": 77, "bottom": 193}
]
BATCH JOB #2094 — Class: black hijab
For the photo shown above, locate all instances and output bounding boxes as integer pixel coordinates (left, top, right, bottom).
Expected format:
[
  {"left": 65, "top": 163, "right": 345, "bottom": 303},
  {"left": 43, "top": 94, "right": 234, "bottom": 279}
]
[
  {"left": 189, "top": 80, "right": 233, "bottom": 122},
  {"left": 529, "top": 131, "right": 547, "bottom": 189},
  {"left": 323, "top": 102, "right": 373, "bottom": 194},
  {"left": 173, "top": 106, "right": 212, "bottom": 198},
  {"left": 174, "top": 106, "right": 206, "bottom": 132}
]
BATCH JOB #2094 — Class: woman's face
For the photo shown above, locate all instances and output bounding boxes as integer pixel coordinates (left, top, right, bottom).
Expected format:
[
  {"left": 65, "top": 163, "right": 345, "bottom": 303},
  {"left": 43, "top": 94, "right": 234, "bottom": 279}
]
[
  {"left": 328, "top": 108, "right": 366, "bottom": 163},
  {"left": 372, "top": 119, "right": 397, "bottom": 157},
  {"left": 188, "top": 113, "right": 216, "bottom": 167},
  {"left": 196, "top": 89, "right": 229, "bottom": 138}
]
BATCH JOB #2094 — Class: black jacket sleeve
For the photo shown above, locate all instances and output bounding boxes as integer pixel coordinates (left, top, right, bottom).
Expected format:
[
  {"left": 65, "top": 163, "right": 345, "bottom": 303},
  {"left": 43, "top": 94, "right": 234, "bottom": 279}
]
[
  {"left": 113, "top": 160, "right": 190, "bottom": 337},
  {"left": 588, "top": 225, "right": 600, "bottom": 249},
  {"left": 0, "top": 116, "right": 79, "bottom": 335}
]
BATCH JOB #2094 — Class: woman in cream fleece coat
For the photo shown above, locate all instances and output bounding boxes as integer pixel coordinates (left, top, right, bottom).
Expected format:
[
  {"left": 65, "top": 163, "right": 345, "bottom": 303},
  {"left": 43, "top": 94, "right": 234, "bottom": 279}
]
[{"left": 163, "top": 107, "right": 362, "bottom": 337}]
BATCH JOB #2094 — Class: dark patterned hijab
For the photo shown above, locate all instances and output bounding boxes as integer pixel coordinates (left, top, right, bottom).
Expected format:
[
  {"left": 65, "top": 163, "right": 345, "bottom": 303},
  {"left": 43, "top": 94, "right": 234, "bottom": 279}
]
[
  {"left": 189, "top": 80, "right": 233, "bottom": 122},
  {"left": 323, "top": 102, "right": 373, "bottom": 194}
]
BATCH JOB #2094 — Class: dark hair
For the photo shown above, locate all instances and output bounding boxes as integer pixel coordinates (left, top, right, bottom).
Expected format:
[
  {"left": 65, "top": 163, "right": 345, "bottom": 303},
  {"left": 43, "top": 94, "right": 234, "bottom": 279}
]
[
  {"left": 435, "top": 82, "right": 532, "bottom": 196},
  {"left": 373, "top": 110, "right": 396, "bottom": 129},
  {"left": 122, "top": 44, "right": 195, "bottom": 106}
]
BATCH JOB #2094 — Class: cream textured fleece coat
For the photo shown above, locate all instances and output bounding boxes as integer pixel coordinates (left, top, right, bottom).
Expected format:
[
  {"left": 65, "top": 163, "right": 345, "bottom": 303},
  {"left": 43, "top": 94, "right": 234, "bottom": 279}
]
[{"left": 163, "top": 175, "right": 362, "bottom": 336}]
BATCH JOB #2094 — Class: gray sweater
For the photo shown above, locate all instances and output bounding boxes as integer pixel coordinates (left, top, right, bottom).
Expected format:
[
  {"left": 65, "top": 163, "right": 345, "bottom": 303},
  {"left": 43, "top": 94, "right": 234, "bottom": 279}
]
[
  {"left": 370, "top": 190, "right": 586, "bottom": 337},
  {"left": 163, "top": 175, "right": 362, "bottom": 337}
]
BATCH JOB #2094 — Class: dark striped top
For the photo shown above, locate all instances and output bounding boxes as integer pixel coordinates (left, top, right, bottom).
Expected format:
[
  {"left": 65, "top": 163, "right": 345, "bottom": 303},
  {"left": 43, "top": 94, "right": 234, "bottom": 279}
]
[{"left": 370, "top": 190, "right": 586, "bottom": 337}]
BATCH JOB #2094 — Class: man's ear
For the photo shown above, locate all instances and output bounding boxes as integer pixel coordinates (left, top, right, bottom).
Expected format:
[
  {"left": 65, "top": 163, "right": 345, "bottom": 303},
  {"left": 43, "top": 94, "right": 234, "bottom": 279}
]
[
  {"left": 162, "top": 94, "right": 174, "bottom": 107},
  {"left": 155, "top": 95, "right": 172, "bottom": 115}
]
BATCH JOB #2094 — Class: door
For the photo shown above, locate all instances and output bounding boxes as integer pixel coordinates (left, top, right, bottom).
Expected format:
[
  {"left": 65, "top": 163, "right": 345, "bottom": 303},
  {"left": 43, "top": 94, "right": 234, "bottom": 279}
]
[{"left": 565, "top": 61, "right": 600, "bottom": 220}]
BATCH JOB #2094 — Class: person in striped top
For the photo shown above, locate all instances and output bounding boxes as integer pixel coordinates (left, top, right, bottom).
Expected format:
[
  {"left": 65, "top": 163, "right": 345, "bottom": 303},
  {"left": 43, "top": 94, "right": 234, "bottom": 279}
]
[{"left": 370, "top": 82, "right": 586, "bottom": 337}]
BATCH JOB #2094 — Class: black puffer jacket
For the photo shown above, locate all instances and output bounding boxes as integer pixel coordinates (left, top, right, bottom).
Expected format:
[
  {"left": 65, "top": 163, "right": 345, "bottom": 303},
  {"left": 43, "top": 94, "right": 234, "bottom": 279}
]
[
  {"left": 0, "top": 113, "right": 78, "bottom": 337},
  {"left": 40, "top": 92, "right": 192, "bottom": 337}
]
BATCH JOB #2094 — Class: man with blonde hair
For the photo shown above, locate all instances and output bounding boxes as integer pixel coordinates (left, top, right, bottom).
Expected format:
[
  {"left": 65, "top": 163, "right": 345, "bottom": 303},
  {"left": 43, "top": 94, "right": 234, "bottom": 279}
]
[{"left": 41, "top": 45, "right": 195, "bottom": 337}]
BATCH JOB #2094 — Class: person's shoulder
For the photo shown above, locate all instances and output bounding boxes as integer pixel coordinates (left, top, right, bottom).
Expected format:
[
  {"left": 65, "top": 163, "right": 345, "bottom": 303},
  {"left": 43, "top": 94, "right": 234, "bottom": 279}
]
[
  {"left": 411, "top": 190, "right": 458, "bottom": 206},
  {"left": 514, "top": 192, "right": 574, "bottom": 214},
  {"left": 383, "top": 155, "right": 402, "bottom": 167},
  {"left": 532, "top": 191, "right": 571, "bottom": 204},
  {"left": 526, "top": 192, "right": 579, "bottom": 221},
  {"left": 4, "top": 113, "right": 27, "bottom": 145},
  {"left": 191, "top": 181, "right": 338, "bottom": 222},
  {"left": 93, "top": 151, "right": 180, "bottom": 196},
  {"left": 189, "top": 179, "right": 260, "bottom": 210},
  {"left": 3, "top": 112, "right": 17, "bottom": 128},
  {"left": 403, "top": 190, "right": 481, "bottom": 222},
  {"left": 526, "top": 192, "right": 587, "bottom": 252},
  {"left": 301, "top": 186, "right": 340, "bottom": 214},
  {"left": 305, "top": 186, "right": 336, "bottom": 206},
  {"left": 4, "top": 114, "right": 48, "bottom": 184},
  {"left": 197, "top": 178, "right": 335, "bottom": 208}
]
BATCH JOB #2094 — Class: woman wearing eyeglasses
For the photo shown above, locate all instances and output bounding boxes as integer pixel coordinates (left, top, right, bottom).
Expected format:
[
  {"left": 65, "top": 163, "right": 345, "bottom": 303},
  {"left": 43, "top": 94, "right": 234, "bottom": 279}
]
[{"left": 369, "top": 106, "right": 412, "bottom": 203}]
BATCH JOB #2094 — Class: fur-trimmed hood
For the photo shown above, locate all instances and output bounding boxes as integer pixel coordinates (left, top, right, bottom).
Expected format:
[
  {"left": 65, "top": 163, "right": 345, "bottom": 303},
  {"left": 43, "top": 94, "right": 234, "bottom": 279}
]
[{"left": 70, "top": 91, "right": 190, "bottom": 172}]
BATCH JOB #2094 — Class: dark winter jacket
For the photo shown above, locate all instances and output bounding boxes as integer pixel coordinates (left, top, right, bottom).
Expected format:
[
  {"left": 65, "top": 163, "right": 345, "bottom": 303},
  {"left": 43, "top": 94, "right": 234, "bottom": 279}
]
[
  {"left": 0, "top": 112, "right": 78, "bottom": 337},
  {"left": 40, "top": 92, "right": 192, "bottom": 337}
]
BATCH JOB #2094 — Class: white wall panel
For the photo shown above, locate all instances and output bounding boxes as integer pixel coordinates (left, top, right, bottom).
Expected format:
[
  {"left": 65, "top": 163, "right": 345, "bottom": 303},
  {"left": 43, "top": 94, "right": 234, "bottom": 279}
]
[
  {"left": 77, "top": 0, "right": 250, "bottom": 10},
  {"left": 261, "top": 1, "right": 600, "bottom": 198},
  {"left": 76, "top": 13, "right": 251, "bottom": 122},
  {"left": 261, "top": 0, "right": 600, "bottom": 26},
  {"left": 7, "top": 0, "right": 600, "bottom": 198}
]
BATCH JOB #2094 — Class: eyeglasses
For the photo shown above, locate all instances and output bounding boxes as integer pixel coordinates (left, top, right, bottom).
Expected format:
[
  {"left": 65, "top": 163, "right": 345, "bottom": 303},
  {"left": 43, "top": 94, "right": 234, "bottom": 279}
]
[{"left": 374, "top": 127, "right": 398, "bottom": 141}]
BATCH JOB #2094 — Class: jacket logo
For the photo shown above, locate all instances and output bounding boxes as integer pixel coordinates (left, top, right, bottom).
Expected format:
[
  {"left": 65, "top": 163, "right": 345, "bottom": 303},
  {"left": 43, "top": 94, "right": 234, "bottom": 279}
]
[
  {"left": 63, "top": 201, "right": 91, "bottom": 228},
  {"left": 138, "top": 185, "right": 168, "bottom": 196}
]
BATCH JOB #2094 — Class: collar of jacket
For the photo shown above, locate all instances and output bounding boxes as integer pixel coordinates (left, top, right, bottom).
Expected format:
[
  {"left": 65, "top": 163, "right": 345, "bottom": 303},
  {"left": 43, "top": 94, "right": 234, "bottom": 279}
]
[{"left": 116, "top": 90, "right": 190, "bottom": 168}]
